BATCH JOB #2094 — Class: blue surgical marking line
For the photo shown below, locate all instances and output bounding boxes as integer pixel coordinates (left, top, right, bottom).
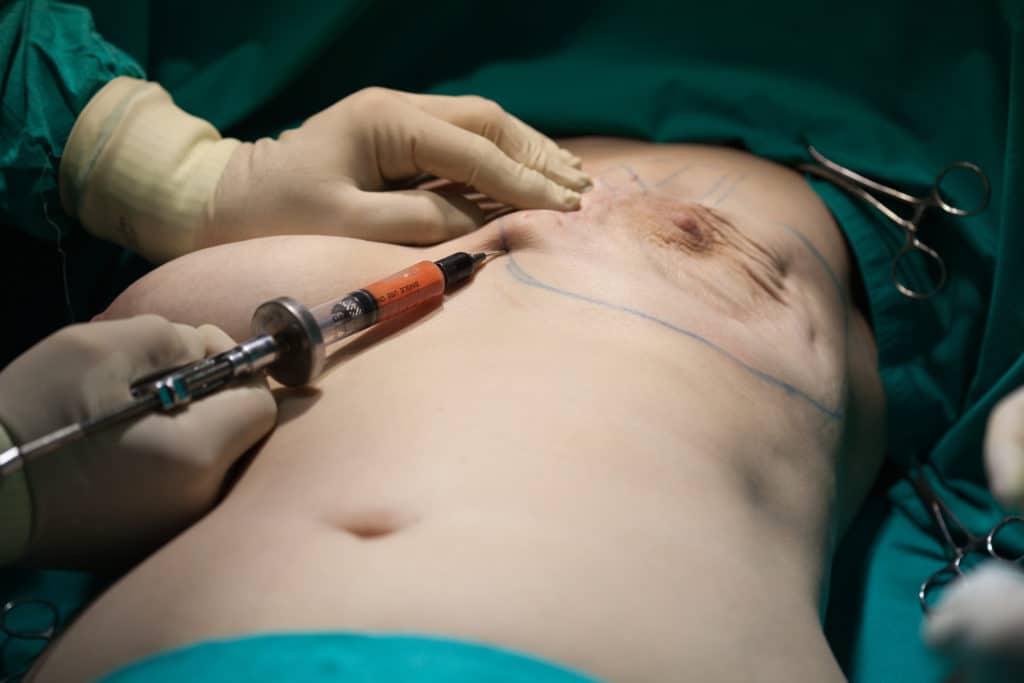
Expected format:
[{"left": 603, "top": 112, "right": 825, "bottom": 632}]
[
  {"left": 499, "top": 224, "right": 843, "bottom": 420},
  {"left": 713, "top": 172, "right": 749, "bottom": 208},
  {"left": 776, "top": 222, "right": 846, "bottom": 306},
  {"left": 696, "top": 172, "right": 731, "bottom": 202},
  {"left": 594, "top": 165, "right": 642, "bottom": 190},
  {"left": 773, "top": 219, "right": 851, "bottom": 410},
  {"left": 773, "top": 220, "right": 850, "bottom": 330},
  {"left": 616, "top": 164, "right": 650, "bottom": 192},
  {"left": 654, "top": 164, "right": 692, "bottom": 187}
]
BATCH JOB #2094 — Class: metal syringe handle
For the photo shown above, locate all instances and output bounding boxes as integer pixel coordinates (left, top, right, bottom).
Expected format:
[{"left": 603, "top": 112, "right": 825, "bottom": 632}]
[{"left": 132, "top": 334, "right": 281, "bottom": 410}]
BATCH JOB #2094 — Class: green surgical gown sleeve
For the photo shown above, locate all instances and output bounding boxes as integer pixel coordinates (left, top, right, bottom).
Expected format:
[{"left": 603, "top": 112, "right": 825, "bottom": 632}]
[{"left": 0, "top": 0, "right": 144, "bottom": 242}]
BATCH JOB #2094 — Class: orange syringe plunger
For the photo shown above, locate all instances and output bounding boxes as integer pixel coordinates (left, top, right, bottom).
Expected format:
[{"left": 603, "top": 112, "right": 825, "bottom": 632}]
[{"left": 308, "top": 251, "right": 499, "bottom": 346}]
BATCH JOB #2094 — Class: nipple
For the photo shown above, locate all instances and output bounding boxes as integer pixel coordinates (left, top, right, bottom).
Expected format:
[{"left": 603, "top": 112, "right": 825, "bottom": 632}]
[{"left": 670, "top": 211, "right": 715, "bottom": 253}]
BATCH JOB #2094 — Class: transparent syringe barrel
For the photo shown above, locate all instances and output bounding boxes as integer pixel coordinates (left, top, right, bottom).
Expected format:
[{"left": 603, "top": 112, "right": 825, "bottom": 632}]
[{"left": 310, "top": 261, "right": 446, "bottom": 345}]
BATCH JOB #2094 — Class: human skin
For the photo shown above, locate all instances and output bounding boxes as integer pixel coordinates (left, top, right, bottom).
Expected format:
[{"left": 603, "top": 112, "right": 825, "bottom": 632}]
[{"left": 33, "top": 138, "right": 885, "bottom": 682}]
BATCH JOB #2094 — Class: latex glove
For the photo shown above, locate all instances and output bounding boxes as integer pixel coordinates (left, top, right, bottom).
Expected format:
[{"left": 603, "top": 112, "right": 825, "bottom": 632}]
[
  {"left": 985, "top": 385, "right": 1024, "bottom": 510},
  {"left": 60, "top": 78, "right": 588, "bottom": 262},
  {"left": 0, "top": 316, "right": 277, "bottom": 569},
  {"left": 923, "top": 562, "right": 1024, "bottom": 683},
  {"left": 206, "top": 87, "right": 591, "bottom": 248}
]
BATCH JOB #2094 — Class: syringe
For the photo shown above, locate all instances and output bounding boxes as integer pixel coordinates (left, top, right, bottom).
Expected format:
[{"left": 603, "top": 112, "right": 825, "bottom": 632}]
[
  {"left": 0, "top": 250, "right": 503, "bottom": 474},
  {"left": 247, "top": 250, "right": 504, "bottom": 386}
]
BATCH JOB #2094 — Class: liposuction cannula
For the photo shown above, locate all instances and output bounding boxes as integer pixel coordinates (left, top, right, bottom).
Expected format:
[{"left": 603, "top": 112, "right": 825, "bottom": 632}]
[{"left": 0, "top": 250, "right": 503, "bottom": 476}]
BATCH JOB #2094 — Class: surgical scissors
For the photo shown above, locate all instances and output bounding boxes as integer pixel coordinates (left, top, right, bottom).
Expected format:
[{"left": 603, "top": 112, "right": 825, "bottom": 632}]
[
  {"left": 797, "top": 145, "right": 991, "bottom": 299},
  {"left": 908, "top": 459, "right": 1024, "bottom": 613}
]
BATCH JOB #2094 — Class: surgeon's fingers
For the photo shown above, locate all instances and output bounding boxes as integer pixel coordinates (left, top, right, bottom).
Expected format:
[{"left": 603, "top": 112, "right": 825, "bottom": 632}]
[
  {"left": 342, "top": 187, "right": 485, "bottom": 245},
  {"left": 147, "top": 325, "right": 277, "bottom": 474},
  {"left": 473, "top": 113, "right": 591, "bottom": 192},
  {"left": 985, "top": 386, "right": 1024, "bottom": 510},
  {"left": 403, "top": 92, "right": 585, "bottom": 175},
  {"left": 71, "top": 316, "right": 206, "bottom": 411},
  {"left": 121, "top": 374, "right": 276, "bottom": 519},
  {"left": 179, "top": 377, "right": 277, "bottom": 465},
  {"left": 924, "top": 562, "right": 1024, "bottom": 665},
  {"left": 195, "top": 323, "right": 240, "bottom": 355},
  {"left": 74, "top": 315, "right": 205, "bottom": 378},
  {"left": 394, "top": 110, "right": 585, "bottom": 212}
]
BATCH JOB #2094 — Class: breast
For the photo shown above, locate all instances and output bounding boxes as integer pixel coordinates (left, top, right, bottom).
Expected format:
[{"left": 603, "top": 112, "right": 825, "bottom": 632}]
[{"left": 487, "top": 183, "right": 847, "bottom": 411}]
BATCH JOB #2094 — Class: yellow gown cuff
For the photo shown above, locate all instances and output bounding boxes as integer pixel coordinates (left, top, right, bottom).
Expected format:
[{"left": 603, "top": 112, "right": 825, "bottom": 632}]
[{"left": 59, "top": 77, "right": 240, "bottom": 263}]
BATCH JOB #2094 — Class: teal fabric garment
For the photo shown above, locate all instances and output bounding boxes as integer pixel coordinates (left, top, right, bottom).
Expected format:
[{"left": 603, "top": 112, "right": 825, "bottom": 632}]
[
  {"left": 0, "top": 0, "right": 143, "bottom": 242},
  {"left": 2, "top": 1, "right": 1023, "bottom": 681},
  {"left": 1, "top": 0, "right": 147, "bottom": 361},
  {"left": 97, "top": 633, "right": 600, "bottom": 683},
  {"left": 0, "top": 568, "right": 109, "bottom": 678}
]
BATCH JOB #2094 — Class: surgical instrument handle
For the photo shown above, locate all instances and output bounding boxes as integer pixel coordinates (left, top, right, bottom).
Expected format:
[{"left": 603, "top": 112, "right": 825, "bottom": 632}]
[{"left": 0, "top": 334, "right": 281, "bottom": 476}]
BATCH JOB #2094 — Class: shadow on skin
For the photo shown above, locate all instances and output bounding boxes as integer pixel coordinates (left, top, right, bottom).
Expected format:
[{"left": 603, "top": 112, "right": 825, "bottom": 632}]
[{"left": 268, "top": 294, "right": 446, "bottom": 430}]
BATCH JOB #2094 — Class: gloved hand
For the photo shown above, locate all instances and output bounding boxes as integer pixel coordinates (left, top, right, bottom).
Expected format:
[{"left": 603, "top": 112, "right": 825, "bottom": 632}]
[
  {"left": 206, "top": 87, "right": 591, "bottom": 248},
  {"left": 0, "top": 316, "right": 277, "bottom": 569},
  {"left": 60, "top": 78, "right": 589, "bottom": 262},
  {"left": 985, "top": 385, "right": 1024, "bottom": 510},
  {"left": 923, "top": 562, "right": 1024, "bottom": 683}
]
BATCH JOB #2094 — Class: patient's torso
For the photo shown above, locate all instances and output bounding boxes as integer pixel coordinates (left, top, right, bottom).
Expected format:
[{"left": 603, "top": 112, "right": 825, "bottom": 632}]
[{"left": 37, "top": 139, "right": 883, "bottom": 682}]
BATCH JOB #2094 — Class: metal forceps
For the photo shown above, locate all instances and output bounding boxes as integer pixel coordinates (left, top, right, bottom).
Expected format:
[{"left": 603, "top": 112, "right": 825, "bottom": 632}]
[
  {"left": 1, "top": 598, "right": 58, "bottom": 682},
  {"left": 797, "top": 145, "right": 991, "bottom": 299},
  {"left": 908, "top": 460, "right": 1024, "bottom": 613}
]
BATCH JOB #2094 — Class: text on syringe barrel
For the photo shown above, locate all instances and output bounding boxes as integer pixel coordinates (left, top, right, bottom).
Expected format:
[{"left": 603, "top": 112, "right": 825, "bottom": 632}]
[{"left": 310, "top": 261, "right": 446, "bottom": 345}]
